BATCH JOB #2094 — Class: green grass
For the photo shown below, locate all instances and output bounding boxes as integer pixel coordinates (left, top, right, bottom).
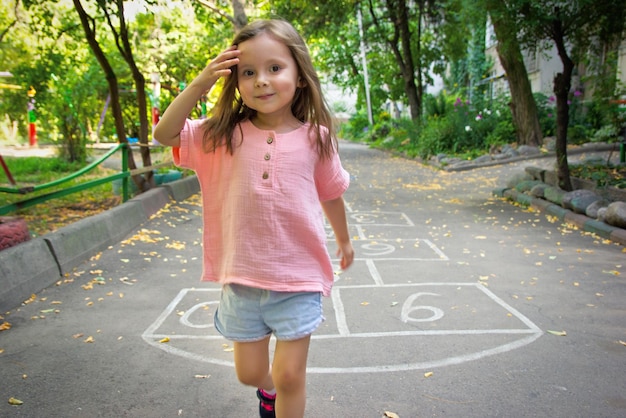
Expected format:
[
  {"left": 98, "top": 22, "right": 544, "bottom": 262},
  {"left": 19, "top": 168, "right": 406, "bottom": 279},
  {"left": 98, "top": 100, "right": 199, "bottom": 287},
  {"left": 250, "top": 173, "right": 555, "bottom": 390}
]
[
  {"left": 0, "top": 147, "right": 183, "bottom": 236},
  {"left": 0, "top": 156, "right": 120, "bottom": 236}
]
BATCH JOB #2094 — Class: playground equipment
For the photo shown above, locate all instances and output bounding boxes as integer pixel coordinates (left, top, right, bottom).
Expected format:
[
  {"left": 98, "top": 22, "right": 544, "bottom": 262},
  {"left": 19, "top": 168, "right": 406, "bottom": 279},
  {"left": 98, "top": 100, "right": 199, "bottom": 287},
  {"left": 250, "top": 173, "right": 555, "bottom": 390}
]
[
  {"left": 0, "top": 144, "right": 131, "bottom": 215},
  {"left": 27, "top": 86, "right": 37, "bottom": 146},
  {"left": 0, "top": 72, "right": 37, "bottom": 147},
  {"left": 0, "top": 143, "right": 178, "bottom": 216}
]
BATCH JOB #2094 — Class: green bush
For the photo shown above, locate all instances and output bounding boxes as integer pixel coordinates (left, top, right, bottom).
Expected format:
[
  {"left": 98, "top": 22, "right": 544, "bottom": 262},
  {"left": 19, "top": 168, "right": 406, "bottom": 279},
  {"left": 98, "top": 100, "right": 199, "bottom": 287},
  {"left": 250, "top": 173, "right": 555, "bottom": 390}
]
[
  {"left": 339, "top": 109, "right": 371, "bottom": 142},
  {"left": 534, "top": 93, "right": 556, "bottom": 138},
  {"left": 339, "top": 89, "right": 621, "bottom": 161}
]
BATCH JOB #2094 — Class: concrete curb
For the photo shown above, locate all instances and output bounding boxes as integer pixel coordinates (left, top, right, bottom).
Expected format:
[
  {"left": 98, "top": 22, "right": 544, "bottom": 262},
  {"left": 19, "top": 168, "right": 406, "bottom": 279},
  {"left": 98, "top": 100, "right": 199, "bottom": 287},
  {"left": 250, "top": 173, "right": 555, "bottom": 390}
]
[
  {"left": 493, "top": 187, "right": 626, "bottom": 246},
  {"left": 443, "top": 143, "right": 619, "bottom": 172},
  {"left": 0, "top": 176, "right": 200, "bottom": 312}
]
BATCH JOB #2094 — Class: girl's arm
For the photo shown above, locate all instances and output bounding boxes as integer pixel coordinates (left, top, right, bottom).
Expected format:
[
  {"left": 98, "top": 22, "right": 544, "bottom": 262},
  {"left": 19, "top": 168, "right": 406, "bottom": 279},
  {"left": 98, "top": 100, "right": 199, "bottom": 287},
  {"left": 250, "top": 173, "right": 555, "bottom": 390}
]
[
  {"left": 321, "top": 197, "right": 354, "bottom": 270},
  {"left": 153, "top": 46, "right": 241, "bottom": 147}
]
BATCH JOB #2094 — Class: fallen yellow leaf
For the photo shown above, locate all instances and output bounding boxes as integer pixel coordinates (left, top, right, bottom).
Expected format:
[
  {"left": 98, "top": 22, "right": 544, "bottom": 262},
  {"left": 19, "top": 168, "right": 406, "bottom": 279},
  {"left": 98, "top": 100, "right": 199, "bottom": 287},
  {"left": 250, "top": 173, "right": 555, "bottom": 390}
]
[
  {"left": 159, "top": 337, "right": 170, "bottom": 343},
  {"left": 84, "top": 336, "right": 95, "bottom": 343},
  {"left": 547, "top": 330, "right": 567, "bottom": 336},
  {"left": 384, "top": 412, "right": 400, "bottom": 418},
  {"left": 0, "top": 322, "right": 12, "bottom": 331},
  {"left": 8, "top": 397, "right": 23, "bottom": 405},
  {"left": 424, "top": 371, "right": 434, "bottom": 378}
]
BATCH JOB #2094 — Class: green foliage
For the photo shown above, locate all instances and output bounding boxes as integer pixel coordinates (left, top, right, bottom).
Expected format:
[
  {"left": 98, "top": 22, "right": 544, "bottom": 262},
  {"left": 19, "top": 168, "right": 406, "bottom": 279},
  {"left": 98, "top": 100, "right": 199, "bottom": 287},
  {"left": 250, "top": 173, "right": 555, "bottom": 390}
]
[
  {"left": 368, "top": 117, "right": 421, "bottom": 158},
  {"left": 341, "top": 88, "right": 530, "bottom": 160},
  {"left": 570, "top": 162, "right": 626, "bottom": 189},
  {"left": 533, "top": 93, "right": 556, "bottom": 138},
  {"left": 591, "top": 124, "right": 620, "bottom": 143},
  {"left": 339, "top": 109, "right": 372, "bottom": 142},
  {"left": 1, "top": 156, "right": 83, "bottom": 182}
]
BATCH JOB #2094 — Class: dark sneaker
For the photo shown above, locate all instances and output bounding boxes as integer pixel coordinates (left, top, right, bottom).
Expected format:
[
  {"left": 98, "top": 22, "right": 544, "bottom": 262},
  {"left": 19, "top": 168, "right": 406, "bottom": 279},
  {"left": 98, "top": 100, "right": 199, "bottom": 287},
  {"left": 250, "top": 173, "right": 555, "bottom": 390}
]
[{"left": 256, "top": 388, "right": 276, "bottom": 418}]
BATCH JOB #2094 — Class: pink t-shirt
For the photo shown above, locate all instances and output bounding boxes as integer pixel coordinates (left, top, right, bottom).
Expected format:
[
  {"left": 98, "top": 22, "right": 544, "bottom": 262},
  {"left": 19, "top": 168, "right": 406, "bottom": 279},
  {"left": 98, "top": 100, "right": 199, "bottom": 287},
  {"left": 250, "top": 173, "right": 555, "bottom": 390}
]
[{"left": 173, "top": 119, "right": 350, "bottom": 296}]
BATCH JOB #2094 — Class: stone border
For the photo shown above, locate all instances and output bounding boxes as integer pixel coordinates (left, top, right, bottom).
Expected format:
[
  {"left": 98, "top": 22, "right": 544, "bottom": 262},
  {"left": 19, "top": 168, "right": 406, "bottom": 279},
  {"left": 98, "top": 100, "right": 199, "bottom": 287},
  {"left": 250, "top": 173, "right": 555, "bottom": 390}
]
[
  {"left": 442, "top": 143, "right": 619, "bottom": 172},
  {"left": 0, "top": 176, "right": 200, "bottom": 312},
  {"left": 493, "top": 187, "right": 626, "bottom": 246}
]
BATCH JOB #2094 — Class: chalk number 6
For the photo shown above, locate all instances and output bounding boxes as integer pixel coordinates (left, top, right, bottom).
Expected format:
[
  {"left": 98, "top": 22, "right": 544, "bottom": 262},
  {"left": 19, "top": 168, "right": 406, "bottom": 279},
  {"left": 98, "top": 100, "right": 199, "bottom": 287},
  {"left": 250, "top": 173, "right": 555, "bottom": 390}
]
[{"left": 401, "top": 292, "right": 443, "bottom": 323}]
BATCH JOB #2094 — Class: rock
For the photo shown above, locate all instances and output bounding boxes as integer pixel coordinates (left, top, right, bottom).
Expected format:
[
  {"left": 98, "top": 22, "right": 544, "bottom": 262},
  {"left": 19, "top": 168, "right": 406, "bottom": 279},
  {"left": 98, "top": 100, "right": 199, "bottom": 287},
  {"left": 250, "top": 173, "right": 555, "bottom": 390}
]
[
  {"left": 562, "top": 189, "right": 599, "bottom": 211},
  {"left": 517, "top": 145, "right": 541, "bottom": 156},
  {"left": 604, "top": 201, "right": 626, "bottom": 228},
  {"left": 544, "top": 186, "right": 565, "bottom": 205},
  {"left": 503, "top": 148, "right": 520, "bottom": 158},
  {"left": 544, "top": 137, "right": 557, "bottom": 151},
  {"left": 586, "top": 199, "right": 610, "bottom": 219},
  {"left": 473, "top": 154, "right": 493, "bottom": 164},
  {"left": 493, "top": 153, "right": 510, "bottom": 160},
  {"left": 598, "top": 207, "right": 607, "bottom": 222},
  {"left": 441, "top": 157, "right": 462, "bottom": 166},
  {"left": 530, "top": 183, "right": 550, "bottom": 198},
  {"left": 507, "top": 172, "right": 533, "bottom": 188},
  {"left": 516, "top": 180, "right": 543, "bottom": 193},
  {"left": 570, "top": 193, "right": 603, "bottom": 214},
  {"left": 525, "top": 166, "right": 546, "bottom": 181}
]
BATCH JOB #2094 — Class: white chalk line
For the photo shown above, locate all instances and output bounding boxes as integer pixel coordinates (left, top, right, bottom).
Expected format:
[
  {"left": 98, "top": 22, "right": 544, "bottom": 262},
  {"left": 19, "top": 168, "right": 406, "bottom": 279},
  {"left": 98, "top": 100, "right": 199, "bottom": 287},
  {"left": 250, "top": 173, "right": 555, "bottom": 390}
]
[{"left": 142, "top": 284, "right": 543, "bottom": 374}]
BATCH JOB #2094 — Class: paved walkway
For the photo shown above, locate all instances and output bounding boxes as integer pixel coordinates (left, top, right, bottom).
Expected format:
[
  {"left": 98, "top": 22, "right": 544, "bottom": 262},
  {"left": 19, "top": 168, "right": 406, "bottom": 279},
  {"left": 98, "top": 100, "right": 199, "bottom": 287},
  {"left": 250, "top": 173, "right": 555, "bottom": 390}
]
[{"left": 1, "top": 143, "right": 625, "bottom": 417}]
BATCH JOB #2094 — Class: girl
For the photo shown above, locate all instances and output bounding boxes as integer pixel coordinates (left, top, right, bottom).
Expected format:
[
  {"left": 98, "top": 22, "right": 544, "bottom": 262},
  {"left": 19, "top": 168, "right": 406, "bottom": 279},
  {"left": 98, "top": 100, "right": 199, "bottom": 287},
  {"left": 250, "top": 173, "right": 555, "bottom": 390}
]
[{"left": 153, "top": 19, "right": 354, "bottom": 418}]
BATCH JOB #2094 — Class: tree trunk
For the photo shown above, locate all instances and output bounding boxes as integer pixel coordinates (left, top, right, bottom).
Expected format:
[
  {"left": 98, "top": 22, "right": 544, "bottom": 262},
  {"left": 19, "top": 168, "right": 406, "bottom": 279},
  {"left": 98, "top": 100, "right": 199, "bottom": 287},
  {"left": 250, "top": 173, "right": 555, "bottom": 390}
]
[
  {"left": 73, "top": 0, "right": 142, "bottom": 189},
  {"left": 488, "top": 2, "right": 543, "bottom": 147},
  {"left": 397, "top": 0, "right": 420, "bottom": 120},
  {"left": 372, "top": 0, "right": 420, "bottom": 120},
  {"left": 114, "top": 1, "right": 153, "bottom": 190},
  {"left": 231, "top": 0, "right": 247, "bottom": 29},
  {"left": 552, "top": 18, "right": 574, "bottom": 191}
]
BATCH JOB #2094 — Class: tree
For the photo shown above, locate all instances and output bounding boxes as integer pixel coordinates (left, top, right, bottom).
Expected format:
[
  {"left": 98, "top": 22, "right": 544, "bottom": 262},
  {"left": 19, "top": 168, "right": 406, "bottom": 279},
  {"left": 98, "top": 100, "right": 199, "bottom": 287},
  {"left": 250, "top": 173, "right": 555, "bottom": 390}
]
[
  {"left": 514, "top": 0, "right": 626, "bottom": 190},
  {"left": 2, "top": 0, "right": 110, "bottom": 161},
  {"left": 483, "top": 0, "right": 543, "bottom": 147},
  {"left": 196, "top": 0, "right": 248, "bottom": 29},
  {"left": 97, "top": 0, "right": 153, "bottom": 189},
  {"left": 72, "top": 0, "right": 147, "bottom": 190},
  {"left": 368, "top": 0, "right": 420, "bottom": 120}
]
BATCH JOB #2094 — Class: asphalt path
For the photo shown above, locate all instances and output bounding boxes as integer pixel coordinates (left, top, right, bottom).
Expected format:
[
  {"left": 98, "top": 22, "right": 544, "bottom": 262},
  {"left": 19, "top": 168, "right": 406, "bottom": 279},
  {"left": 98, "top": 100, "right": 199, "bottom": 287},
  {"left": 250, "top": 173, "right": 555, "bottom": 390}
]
[{"left": 1, "top": 142, "right": 625, "bottom": 417}]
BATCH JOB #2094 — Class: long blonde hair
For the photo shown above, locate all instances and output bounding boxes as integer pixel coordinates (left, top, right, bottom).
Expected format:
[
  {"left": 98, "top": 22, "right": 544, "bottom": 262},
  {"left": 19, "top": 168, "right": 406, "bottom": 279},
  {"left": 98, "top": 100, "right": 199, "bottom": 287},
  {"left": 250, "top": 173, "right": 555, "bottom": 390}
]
[{"left": 202, "top": 19, "right": 337, "bottom": 160}]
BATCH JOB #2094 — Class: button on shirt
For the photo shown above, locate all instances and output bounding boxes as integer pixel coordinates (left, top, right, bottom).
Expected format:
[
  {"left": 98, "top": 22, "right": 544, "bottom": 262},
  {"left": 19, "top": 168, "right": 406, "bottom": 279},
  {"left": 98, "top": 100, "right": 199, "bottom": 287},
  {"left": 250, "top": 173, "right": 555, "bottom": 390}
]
[{"left": 173, "top": 119, "right": 350, "bottom": 296}]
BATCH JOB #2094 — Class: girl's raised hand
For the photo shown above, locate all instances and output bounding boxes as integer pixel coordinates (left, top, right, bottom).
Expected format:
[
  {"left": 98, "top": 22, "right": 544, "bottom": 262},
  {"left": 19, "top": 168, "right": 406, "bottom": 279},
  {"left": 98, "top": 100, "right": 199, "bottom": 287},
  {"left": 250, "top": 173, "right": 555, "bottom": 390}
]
[{"left": 196, "top": 46, "right": 241, "bottom": 88}]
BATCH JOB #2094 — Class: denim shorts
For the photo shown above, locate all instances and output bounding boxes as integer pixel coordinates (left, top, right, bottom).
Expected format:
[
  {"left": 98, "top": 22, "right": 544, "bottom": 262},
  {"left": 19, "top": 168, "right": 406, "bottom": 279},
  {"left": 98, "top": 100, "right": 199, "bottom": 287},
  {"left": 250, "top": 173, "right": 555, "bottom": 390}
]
[{"left": 214, "top": 283, "right": 324, "bottom": 342}]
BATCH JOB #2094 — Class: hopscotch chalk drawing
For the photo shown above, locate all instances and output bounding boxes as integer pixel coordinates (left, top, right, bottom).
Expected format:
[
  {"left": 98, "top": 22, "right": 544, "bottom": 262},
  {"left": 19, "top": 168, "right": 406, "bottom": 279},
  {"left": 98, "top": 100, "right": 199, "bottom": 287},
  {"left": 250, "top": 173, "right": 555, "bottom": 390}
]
[{"left": 142, "top": 210, "right": 542, "bottom": 373}]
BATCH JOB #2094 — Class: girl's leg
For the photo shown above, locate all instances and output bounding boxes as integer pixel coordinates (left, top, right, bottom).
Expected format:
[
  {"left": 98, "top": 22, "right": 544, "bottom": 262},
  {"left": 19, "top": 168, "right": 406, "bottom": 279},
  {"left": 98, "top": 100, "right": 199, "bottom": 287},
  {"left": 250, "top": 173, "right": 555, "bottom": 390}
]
[
  {"left": 272, "top": 335, "right": 311, "bottom": 418},
  {"left": 233, "top": 336, "right": 274, "bottom": 391}
]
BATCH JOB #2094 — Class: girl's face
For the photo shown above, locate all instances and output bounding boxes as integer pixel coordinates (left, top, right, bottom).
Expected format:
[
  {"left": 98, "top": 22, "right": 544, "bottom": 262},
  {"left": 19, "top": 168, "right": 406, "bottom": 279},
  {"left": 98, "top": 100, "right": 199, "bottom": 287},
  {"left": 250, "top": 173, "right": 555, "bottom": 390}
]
[{"left": 236, "top": 33, "right": 303, "bottom": 125}]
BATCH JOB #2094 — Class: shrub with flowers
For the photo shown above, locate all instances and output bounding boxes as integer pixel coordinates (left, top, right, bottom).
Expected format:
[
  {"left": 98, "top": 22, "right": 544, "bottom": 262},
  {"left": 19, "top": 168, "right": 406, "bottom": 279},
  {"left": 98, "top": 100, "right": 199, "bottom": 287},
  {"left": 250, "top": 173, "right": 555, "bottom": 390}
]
[
  {"left": 413, "top": 91, "right": 515, "bottom": 158},
  {"left": 340, "top": 85, "right": 622, "bottom": 160}
]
